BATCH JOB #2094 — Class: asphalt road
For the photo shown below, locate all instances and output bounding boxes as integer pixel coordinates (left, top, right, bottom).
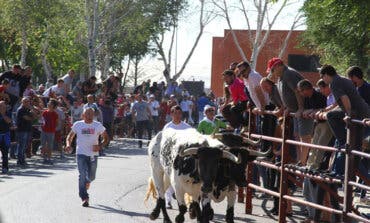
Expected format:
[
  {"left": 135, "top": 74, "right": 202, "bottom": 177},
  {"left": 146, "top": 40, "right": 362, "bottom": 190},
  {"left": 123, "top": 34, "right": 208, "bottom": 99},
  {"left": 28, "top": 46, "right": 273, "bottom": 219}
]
[{"left": 0, "top": 140, "right": 316, "bottom": 223}]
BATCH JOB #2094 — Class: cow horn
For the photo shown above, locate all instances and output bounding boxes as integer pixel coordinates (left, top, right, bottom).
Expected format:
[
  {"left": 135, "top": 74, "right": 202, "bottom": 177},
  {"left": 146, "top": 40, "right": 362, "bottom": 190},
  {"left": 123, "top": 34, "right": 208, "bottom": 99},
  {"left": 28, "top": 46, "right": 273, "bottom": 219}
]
[
  {"left": 222, "top": 150, "right": 241, "bottom": 164},
  {"left": 179, "top": 147, "right": 199, "bottom": 157},
  {"left": 242, "top": 136, "right": 261, "bottom": 146},
  {"left": 212, "top": 133, "right": 223, "bottom": 140},
  {"left": 241, "top": 148, "right": 271, "bottom": 157}
]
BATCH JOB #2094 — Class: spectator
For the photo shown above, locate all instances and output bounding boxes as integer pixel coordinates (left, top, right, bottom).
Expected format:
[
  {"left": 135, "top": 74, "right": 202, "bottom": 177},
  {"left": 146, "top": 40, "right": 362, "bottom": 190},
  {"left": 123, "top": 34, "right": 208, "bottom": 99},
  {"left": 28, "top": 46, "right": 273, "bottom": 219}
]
[
  {"left": 82, "top": 76, "right": 98, "bottom": 96},
  {"left": 0, "top": 101, "right": 12, "bottom": 174},
  {"left": 65, "top": 108, "right": 109, "bottom": 207},
  {"left": 131, "top": 94, "right": 151, "bottom": 148},
  {"left": 71, "top": 100, "right": 84, "bottom": 123},
  {"left": 346, "top": 66, "right": 370, "bottom": 105},
  {"left": 148, "top": 94, "right": 160, "bottom": 134},
  {"left": 180, "top": 95, "right": 192, "bottom": 123},
  {"left": 221, "top": 69, "right": 248, "bottom": 129},
  {"left": 72, "top": 81, "right": 83, "bottom": 99},
  {"left": 0, "top": 64, "right": 23, "bottom": 108},
  {"left": 36, "top": 84, "right": 45, "bottom": 95},
  {"left": 99, "top": 99, "right": 114, "bottom": 155},
  {"left": 320, "top": 64, "right": 370, "bottom": 178},
  {"left": 197, "top": 105, "right": 228, "bottom": 135},
  {"left": 43, "top": 79, "right": 66, "bottom": 98},
  {"left": 83, "top": 94, "right": 102, "bottom": 122},
  {"left": 20, "top": 66, "right": 32, "bottom": 97},
  {"left": 62, "top": 69, "right": 75, "bottom": 94},
  {"left": 16, "top": 97, "right": 36, "bottom": 166},
  {"left": 266, "top": 57, "right": 310, "bottom": 165},
  {"left": 197, "top": 92, "right": 212, "bottom": 122},
  {"left": 0, "top": 79, "right": 10, "bottom": 103},
  {"left": 54, "top": 100, "right": 66, "bottom": 158},
  {"left": 41, "top": 98, "right": 59, "bottom": 165}
]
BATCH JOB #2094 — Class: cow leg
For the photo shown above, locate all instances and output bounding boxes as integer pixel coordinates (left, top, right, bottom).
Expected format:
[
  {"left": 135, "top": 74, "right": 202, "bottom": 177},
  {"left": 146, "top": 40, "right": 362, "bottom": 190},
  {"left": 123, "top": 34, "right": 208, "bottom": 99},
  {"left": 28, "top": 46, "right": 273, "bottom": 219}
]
[
  {"left": 200, "top": 193, "right": 212, "bottom": 223},
  {"left": 225, "top": 188, "right": 236, "bottom": 223},
  {"left": 188, "top": 201, "right": 200, "bottom": 219},
  {"left": 173, "top": 186, "right": 187, "bottom": 223},
  {"left": 149, "top": 160, "right": 171, "bottom": 222}
]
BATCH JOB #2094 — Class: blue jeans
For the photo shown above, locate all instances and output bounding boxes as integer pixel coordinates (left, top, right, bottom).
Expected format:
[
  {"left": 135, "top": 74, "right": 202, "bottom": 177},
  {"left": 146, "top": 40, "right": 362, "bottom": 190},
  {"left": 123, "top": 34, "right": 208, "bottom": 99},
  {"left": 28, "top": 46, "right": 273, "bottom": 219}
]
[
  {"left": 77, "top": 154, "right": 98, "bottom": 200},
  {"left": 17, "top": 131, "right": 31, "bottom": 164}
]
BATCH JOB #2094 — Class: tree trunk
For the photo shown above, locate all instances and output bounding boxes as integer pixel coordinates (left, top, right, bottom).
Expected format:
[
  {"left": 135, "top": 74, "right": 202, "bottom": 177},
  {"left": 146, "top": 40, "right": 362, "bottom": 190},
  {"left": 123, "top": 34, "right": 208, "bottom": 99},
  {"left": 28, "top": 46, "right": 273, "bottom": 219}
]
[
  {"left": 121, "top": 56, "right": 131, "bottom": 90},
  {"left": 85, "top": 0, "right": 99, "bottom": 77},
  {"left": 20, "top": 20, "right": 28, "bottom": 67},
  {"left": 41, "top": 43, "right": 52, "bottom": 81},
  {"left": 134, "top": 56, "right": 139, "bottom": 87}
]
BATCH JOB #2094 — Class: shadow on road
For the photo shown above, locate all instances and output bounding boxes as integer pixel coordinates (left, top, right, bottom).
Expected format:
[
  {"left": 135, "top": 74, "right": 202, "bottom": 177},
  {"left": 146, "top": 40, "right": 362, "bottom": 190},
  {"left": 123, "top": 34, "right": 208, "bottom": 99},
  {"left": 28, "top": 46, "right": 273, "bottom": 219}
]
[{"left": 89, "top": 204, "right": 149, "bottom": 218}]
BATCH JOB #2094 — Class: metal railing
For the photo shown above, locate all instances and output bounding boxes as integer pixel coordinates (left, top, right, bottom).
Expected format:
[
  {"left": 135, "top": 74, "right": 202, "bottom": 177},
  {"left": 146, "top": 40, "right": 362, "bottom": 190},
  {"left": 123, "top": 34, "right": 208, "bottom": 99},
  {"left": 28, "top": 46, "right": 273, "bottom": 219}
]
[{"left": 240, "top": 107, "right": 370, "bottom": 223}]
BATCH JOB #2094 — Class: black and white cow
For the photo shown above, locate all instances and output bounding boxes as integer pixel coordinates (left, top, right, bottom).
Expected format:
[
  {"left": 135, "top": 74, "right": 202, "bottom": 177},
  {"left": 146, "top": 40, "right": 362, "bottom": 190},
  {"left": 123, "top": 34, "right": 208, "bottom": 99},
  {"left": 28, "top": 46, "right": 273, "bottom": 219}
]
[
  {"left": 146, "top": 128, "right": 269, "bottom": 223},
  {"left": 147, "top": 128, "right": 241, "bottom": 223},
  {"left": 181, "top": 133, "right": 270, "bottom": 223}
]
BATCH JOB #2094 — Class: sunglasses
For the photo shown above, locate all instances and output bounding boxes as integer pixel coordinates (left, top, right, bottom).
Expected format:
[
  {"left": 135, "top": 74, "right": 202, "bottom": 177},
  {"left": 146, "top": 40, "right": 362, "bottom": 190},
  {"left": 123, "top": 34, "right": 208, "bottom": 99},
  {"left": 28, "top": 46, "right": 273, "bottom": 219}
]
[{"left": 206, "top": 109, "right": 215, "bottom": 112}]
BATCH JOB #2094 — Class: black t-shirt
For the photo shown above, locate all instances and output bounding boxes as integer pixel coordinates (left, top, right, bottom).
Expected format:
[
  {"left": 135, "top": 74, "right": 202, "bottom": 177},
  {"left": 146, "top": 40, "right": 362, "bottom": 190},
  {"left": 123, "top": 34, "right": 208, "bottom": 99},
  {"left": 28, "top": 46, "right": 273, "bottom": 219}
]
[
  {"left": 0, "top": 111, "right": 11, "bottom": 133},
  {"left": 19, "top": 76, "right": 31, "bottom": 96},
  {"left": 304, "top": 89, "right": 327, "bottom": 110},
  {"left": 16, "top": 106, "right": 33, "bottom": 132}
]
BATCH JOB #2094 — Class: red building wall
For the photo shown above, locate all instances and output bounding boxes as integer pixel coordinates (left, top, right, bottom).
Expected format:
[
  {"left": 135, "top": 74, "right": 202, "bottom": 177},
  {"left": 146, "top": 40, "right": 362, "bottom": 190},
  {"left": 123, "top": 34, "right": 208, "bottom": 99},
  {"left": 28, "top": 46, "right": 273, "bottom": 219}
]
[{"left": 211, "top": 30, "right": 319, "bottom": 97}]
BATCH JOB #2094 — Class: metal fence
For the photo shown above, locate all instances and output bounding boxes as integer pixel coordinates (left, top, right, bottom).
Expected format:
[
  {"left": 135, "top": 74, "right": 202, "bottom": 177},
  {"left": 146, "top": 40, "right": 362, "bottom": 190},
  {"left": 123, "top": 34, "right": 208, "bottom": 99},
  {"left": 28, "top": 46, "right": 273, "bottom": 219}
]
[{"left": 240, "top": 108, "right": 370, "bottom": 223}]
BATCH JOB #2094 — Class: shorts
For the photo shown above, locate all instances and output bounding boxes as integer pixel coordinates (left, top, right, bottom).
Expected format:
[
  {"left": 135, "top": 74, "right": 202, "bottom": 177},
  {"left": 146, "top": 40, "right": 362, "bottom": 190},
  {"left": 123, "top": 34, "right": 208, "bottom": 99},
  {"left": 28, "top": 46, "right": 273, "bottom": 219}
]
[
  {"left": 41, "top": 131, "right": 55, "bottom": 148},
  {"left": 293, "top": 117, "right": 314, "bottom": 137}
]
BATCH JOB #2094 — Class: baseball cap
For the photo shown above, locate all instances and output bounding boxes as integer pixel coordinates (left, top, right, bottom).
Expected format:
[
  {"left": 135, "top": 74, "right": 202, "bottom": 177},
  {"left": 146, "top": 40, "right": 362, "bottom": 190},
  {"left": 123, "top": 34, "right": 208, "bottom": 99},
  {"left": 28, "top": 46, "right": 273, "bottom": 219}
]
[
  {"left": 266, "top": 58, "right": 283, "bottom": 74},
  {"left": 149, "top": 94, "right": 155, "bottom": 98}
]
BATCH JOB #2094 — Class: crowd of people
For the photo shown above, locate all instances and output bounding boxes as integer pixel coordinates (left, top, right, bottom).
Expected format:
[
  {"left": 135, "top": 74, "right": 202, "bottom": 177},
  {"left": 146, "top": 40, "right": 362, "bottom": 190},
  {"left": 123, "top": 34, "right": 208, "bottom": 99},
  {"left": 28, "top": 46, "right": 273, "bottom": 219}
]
[{"left": 0, "top": 58, "right": 369, "bottom": 220}]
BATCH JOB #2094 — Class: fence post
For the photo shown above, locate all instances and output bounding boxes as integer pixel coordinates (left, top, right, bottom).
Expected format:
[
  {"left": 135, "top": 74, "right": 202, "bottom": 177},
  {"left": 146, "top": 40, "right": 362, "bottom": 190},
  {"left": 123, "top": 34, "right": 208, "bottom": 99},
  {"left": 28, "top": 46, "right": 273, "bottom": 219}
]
[
  {"left": 343, "top": 121, "right": 356, "bottom": 222},
  {"left": 245, "top": 105, "right": 255, "bottom": 214},
  {"left": 278, "top": 115, "right": 291, "bottom": 223}
]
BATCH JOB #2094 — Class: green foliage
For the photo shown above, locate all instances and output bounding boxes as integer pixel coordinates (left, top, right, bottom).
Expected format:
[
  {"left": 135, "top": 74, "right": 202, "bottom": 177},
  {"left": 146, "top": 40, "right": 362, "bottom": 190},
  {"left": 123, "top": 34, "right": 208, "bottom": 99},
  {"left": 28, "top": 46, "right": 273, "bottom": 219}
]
[
  {"left": 301, "top": 0, "right": 370, "bottom": 74},
  {"left": 0, "top": 0, "right": 187, "bottom": 83}
]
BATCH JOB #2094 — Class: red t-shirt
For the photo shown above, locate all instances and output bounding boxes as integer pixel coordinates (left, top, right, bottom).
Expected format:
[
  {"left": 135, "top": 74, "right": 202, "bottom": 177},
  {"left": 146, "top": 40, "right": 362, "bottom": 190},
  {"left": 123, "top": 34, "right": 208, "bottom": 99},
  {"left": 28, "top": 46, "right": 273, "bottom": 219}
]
[
  {"left": 42, "top": 110, "right": 59, "bottom": 133},
  {"left": 0, "top": 85, "right": 5, "bottom": 93},
  {"left": 228, "top": 78, "right": 248, "bottom": 104}
]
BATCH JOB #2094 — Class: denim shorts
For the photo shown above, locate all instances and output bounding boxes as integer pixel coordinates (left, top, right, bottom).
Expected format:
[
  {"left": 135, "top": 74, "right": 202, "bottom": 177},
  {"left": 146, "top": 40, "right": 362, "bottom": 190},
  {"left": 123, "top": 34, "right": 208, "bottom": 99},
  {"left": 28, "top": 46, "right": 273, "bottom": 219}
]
[{"left": 41, "top": 131, "right": 55, "bottom": 148}]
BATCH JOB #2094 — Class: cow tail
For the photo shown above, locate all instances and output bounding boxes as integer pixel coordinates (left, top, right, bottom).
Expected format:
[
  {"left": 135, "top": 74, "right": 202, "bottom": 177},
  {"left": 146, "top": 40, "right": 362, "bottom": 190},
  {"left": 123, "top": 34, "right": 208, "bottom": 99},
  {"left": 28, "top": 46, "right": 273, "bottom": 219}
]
[{"left": 144, "top": 177, "right": 158, "bottom": 203}]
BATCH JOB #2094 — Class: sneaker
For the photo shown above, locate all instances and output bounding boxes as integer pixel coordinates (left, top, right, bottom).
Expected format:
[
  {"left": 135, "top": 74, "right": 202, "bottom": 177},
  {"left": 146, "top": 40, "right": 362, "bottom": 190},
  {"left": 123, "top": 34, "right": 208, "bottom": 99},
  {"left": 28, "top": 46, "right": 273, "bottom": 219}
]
[{"left": 82, "top": 199, "right": 89, "bottom": 207}]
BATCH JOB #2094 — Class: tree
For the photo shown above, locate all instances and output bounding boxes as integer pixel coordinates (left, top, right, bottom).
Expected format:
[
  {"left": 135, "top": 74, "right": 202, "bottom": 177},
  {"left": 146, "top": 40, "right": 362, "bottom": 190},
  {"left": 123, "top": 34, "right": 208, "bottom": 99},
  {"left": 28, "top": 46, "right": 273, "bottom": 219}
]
[
  {"left": 301, "top": 0, "right": 370, "bottom": 74},
  {"left": 153, "top": 0, "right": 213, "bottom": 83},
  {"left": 212, "top": 0, "right": 304, "bottom": 69}
]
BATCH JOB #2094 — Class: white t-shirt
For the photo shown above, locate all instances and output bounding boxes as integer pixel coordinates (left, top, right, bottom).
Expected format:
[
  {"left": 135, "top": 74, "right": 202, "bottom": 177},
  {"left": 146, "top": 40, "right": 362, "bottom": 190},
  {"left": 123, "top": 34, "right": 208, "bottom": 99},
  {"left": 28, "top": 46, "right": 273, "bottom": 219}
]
[
  {"left": 243, "top": 70, "right": 269, "bottom": 109},
  {"left": 71, "top": 120, "right": 106, "bottom": 157},
  {"left": 43, "top": 85, "right": 66, "bottom": 97},
  {"left": 149, "top": 100, "right": 160, "bottom": 116},
  {"left": 163, "top": 121, "right": 191, "bottom": 130}
]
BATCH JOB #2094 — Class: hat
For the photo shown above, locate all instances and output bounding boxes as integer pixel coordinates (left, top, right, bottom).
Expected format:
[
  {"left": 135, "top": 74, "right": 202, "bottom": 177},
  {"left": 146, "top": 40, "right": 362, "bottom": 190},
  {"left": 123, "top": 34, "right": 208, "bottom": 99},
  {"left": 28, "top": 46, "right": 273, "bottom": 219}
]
[
  {"left": 266, "top": 58, "right": 283, "bottom": 74},
  {"left": 149, "top": 94, "right": 155, "bottom": 98},
  {"left": 204, "top": 104, "right": 214, "bottom": 112}
]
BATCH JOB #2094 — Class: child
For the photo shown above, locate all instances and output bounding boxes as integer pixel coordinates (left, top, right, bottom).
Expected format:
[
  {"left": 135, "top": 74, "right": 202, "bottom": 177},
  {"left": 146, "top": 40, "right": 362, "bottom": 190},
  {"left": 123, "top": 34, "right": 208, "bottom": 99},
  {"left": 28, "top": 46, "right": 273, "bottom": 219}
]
[{"left": 41, "top": 99, "right": 59, "bottom": 165}]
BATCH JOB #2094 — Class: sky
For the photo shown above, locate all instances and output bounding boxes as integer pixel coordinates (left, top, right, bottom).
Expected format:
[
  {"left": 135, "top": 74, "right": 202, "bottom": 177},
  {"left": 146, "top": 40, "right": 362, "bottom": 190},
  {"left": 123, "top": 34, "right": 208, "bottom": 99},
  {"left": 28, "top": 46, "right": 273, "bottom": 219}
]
[{"left": 139, "top": 0, "right": 305, "bottom": 88}]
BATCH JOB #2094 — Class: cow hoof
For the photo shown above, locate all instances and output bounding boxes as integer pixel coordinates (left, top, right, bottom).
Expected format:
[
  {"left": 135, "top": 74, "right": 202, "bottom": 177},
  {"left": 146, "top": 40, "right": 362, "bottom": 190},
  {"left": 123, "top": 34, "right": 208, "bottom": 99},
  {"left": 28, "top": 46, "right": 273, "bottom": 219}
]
[
  {"left": 163, "top": 218, "right": 172, "bottom": 223},
  {"left": 149, "top": 211, "right": 160, "bottom": 220},
  {"left": 175, "top": 214, "right": 184, "bottom": 223}
]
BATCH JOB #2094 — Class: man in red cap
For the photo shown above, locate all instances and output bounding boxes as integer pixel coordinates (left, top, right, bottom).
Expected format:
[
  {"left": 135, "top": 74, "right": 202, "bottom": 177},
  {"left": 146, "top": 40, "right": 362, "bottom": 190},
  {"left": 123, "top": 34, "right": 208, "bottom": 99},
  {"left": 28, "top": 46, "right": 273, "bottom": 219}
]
[{"left": 266, "top": 57, "right": 312, "bottom": 166}]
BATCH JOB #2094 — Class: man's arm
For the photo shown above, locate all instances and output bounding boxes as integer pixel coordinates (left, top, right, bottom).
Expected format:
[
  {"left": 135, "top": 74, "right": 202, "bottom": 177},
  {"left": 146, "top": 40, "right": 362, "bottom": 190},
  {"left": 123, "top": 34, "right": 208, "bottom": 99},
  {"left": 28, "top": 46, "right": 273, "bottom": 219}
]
[
  {"left": 65, "top": 131, "right": 76, "bottom": 152},
  {"left": 340, "top": 95, "right": 352, "bottom": 116},
  {"left": 93, "top": 130, "right": 109, "bottom": 152}
]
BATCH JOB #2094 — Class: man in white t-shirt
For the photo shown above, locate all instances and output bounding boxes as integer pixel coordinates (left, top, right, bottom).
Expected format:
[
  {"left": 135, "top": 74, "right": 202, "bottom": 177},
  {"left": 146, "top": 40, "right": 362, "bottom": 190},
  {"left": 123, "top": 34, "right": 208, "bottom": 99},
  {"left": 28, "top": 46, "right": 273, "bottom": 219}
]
[
  {"left": 65, "top": 108, "right": 109, "bottom": 207},
  {"left": 148, "top": 94, "right": 160, "bottom": 134},
  {"left": 179, "top": 95, "right": 193, "bottom": 124},
  {"left": 162, "top": 105, "right": 191, "bottom": 208}
]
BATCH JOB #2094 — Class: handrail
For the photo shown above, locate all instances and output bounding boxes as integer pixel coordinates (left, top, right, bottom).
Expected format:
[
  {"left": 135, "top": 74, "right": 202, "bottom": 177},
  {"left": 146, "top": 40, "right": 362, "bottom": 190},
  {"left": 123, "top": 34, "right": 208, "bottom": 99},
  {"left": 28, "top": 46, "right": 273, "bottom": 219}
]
[{"left": 242, "top": 109, "right": 370, "bottom": 223}]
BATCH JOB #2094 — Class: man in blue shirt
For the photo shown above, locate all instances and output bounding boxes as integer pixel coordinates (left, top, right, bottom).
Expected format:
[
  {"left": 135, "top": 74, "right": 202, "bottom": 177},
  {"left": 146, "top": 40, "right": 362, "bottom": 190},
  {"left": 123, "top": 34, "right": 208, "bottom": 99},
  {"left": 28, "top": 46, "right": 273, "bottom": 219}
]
[{"left": 346, "top": 66, "right": 370, "bottom": 106}]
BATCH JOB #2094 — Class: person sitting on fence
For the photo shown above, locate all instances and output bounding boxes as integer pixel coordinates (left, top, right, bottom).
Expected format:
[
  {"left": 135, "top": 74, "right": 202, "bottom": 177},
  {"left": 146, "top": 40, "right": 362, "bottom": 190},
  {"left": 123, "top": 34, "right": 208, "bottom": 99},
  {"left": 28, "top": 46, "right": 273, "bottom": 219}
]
[
  {"left": 220, "top": 69, "right": 249, "bottom": 129},
  {"left": 320, "top": 65, "right": 370, "bottom": 178}
]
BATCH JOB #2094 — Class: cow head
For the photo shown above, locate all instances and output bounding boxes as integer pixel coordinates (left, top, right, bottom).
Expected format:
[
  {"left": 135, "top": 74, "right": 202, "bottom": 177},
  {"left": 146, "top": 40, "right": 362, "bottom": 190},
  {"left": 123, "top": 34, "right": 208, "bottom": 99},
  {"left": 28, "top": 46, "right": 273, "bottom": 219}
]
[
  {"left": 224, "top": 147, "right": 271, "bottom": 187},
  {"left": 179, "top": 147, "right": 240, "bottom": 193}
]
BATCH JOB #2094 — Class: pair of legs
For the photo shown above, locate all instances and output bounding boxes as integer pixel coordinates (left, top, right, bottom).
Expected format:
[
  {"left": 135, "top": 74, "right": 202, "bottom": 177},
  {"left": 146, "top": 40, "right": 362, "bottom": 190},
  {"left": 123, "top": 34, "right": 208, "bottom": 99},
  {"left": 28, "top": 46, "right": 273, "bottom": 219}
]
[
  {"left": 16, "top": 131, "right": 31, "bottom": 165},
  {"left": 294, "top": 117, "right": 313, "bottom": 165},
  {"left": 77, "top": 154, "right": 98, "bottom": 205},
  {"left": 136, "top": 120, "right": 151, "bottom": 148},
  {"left": 41, "top": 131, "right": 55, "bottom": 163},
  {"left": 0, "top": 132, "right": 10, "bottom": 173}
]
